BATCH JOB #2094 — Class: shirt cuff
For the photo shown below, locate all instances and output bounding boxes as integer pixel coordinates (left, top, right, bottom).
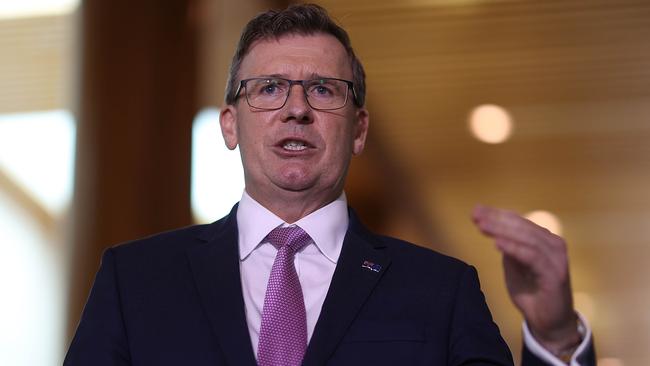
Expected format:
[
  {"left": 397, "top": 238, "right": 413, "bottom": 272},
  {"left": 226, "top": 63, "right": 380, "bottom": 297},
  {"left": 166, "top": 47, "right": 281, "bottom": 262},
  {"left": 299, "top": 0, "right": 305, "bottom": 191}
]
[{"left": 522, "top": 312, "right": 592, "bottom": 366}]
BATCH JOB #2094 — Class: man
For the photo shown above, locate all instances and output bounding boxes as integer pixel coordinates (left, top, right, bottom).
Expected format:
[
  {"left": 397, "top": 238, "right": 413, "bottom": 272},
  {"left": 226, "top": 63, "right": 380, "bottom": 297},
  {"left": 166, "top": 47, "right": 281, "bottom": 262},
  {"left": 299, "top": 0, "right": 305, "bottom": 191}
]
[{"left": 65, "top": 4, "right": 594, "bottom": 365}]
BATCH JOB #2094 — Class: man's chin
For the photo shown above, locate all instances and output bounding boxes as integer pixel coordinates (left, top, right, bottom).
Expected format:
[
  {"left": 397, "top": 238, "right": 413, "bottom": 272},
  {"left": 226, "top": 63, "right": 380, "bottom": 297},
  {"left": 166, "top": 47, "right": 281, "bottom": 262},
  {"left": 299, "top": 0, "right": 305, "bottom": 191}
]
[
  {"left": 275, "top": 179, "right": 315, "bottom": 193},
  {"left": 274, "top": 166, "right": 315, "bottom": 190}
]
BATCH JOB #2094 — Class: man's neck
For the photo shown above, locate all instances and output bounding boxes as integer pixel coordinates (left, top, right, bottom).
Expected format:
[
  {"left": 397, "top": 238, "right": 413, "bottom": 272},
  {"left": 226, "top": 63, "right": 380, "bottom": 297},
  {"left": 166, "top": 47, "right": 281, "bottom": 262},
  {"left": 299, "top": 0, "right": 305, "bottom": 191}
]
[{"left": 245, "top": 187, "right": 342, "bottom": 224}]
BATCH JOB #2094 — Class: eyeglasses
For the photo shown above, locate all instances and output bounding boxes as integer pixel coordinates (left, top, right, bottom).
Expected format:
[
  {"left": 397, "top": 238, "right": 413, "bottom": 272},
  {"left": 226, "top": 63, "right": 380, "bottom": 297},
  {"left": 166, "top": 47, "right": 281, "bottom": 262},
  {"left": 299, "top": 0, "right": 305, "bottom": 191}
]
[{"left": 234, "top": 77, "right": 356, "bottom": 111}]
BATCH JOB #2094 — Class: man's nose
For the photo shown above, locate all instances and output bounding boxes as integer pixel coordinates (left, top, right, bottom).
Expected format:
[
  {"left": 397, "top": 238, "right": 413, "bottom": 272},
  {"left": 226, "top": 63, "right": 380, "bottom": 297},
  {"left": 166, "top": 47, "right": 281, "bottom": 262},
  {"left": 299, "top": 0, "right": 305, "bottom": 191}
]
[{"left": 281, "top": 84, "right": 313, "bottom": 123}]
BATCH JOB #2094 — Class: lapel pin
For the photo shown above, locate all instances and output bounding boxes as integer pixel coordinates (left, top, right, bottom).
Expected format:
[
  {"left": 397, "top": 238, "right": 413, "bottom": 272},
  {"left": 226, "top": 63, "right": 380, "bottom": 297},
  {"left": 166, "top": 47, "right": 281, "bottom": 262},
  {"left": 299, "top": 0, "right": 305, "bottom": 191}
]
[{"left": 362, "top": 260, "right": 381, "bottom": 273}]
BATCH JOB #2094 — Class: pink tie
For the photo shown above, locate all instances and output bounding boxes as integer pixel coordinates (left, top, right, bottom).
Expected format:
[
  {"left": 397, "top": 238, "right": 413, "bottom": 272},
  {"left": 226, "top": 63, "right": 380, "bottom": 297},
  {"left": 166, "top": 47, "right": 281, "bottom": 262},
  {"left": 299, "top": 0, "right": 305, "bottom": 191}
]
[{"left": 257, "top": 226, "right": 311, "bottom": 366}]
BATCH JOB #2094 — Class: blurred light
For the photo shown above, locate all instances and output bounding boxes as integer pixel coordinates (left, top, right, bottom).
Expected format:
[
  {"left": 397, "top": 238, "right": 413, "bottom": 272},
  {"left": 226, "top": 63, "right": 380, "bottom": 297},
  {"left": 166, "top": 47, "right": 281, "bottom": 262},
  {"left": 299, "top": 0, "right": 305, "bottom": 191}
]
[
  {"left": 525, "top": 210, "right": 562, "bottom": 236},
  {"left": 191, "top": 108, "right": 245, "bottom": 223},
  {"left": 0, "top": 110, "right": 76, "bottom": 215},
  {"left": 599, "top": 358, "right": 624, "bottom": 366},
  {"left": 573, "top": 291, "right": 596, "bottom": 321},
  {"left": 0, "top": 0, "right": 78, "bottom": 19},
  {"left": 468, "top": 104, "right": 513, "bottom": 144}
]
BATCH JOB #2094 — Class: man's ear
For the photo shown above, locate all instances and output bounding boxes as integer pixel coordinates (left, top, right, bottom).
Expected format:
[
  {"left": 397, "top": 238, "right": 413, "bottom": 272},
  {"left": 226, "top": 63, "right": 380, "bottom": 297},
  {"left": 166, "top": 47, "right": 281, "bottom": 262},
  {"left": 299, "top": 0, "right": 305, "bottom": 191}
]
[
  {"left": 352, "top": 108, "right": 369, "bottom": 155},
  {"left": 220, "top": 106, "right": 238, "bottom": 150}
]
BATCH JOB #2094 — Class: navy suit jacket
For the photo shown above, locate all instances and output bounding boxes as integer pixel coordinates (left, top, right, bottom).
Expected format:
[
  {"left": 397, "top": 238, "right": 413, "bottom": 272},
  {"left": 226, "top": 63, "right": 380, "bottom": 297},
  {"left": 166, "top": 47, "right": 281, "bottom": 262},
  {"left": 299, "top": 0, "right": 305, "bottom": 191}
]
[{"left": 65, "top": 206, "right": 594, "bottom": 365}]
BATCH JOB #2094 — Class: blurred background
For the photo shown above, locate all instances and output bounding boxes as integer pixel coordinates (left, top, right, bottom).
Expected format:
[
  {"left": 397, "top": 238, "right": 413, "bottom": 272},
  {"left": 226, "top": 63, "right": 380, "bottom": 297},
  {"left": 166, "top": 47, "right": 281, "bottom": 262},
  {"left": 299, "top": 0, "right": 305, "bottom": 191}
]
[{"left": 1, "top": 0, "right": 648, "bottom": 364}]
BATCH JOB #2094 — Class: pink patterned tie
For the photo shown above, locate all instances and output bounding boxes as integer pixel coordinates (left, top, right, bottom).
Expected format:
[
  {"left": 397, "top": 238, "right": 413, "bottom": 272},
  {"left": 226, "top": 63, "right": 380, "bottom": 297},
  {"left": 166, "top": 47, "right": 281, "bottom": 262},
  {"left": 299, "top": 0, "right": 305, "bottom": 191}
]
[{"left": 257, "top": 226, "right": 311, "bottom": 366}]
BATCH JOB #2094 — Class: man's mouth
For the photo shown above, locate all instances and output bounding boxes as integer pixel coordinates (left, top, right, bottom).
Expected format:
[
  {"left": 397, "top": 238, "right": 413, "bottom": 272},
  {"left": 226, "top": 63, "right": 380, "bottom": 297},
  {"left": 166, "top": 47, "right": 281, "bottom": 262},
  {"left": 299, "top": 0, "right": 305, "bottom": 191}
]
[
  {"left": 283, "top": 140, "right": 308, "bottom": 151},
  {"left": 277, "top": 138, "right": 314, "bottom": 152}
]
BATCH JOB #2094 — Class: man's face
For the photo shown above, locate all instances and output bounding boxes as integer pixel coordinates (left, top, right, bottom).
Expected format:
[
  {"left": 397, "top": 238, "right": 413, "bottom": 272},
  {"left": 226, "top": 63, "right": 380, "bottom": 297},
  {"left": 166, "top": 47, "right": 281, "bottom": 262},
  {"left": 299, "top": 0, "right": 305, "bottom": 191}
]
[{"left": 220, "top": 33, "right": 369, "bottom": 210}]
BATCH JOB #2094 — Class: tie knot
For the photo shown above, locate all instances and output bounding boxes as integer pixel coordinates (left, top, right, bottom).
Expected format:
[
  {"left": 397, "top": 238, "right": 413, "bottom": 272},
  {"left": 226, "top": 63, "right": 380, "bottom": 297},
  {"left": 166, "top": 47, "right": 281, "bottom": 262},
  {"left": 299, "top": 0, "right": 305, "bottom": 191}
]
[{"left": 266, "top": 226, "right": 311, "bottom": 253}]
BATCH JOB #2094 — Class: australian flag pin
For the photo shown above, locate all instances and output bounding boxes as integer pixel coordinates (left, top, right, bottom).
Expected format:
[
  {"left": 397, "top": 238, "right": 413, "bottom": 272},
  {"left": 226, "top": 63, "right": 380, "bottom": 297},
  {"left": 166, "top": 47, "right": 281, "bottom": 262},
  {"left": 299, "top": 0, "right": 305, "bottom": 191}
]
[{"left": 362, "top": 260, "right": 381, "bottom": 273}]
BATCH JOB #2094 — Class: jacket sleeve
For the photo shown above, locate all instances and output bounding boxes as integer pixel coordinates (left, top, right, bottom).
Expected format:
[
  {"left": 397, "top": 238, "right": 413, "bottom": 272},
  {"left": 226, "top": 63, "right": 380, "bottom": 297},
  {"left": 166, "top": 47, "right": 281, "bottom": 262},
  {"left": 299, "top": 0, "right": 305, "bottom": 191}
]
[
  {"left": 448, "top": 265, "right": 515, "bottom": 365},
  {"left": 64, "top": 248, "right": 131, "bottom": 366}
]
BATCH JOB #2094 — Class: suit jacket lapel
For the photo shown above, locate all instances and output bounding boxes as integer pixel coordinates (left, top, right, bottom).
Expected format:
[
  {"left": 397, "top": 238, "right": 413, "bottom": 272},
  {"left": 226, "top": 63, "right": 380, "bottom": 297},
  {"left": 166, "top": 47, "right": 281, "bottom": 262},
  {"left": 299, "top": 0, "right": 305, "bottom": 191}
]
[
  {"left": 302, "top": 210, "right": 391, "bottom": 366},
  {"left": 186, "top": 205, "right": 257, "bottom": 366}
]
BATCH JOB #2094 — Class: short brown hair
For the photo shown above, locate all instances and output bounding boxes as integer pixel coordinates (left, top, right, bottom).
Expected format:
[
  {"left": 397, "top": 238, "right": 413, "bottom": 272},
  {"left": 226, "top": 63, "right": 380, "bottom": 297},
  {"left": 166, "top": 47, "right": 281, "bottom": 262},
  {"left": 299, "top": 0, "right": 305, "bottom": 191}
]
[{"left": 224, "top": 3, "right": 366, "bottom": 107}]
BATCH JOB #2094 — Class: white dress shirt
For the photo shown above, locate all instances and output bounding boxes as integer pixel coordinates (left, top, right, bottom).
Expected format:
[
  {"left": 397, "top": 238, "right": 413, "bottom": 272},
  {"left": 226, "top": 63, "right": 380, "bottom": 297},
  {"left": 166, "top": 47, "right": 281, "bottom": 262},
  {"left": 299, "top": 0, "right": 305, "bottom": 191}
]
[
  {"left": 235, "top": 190, "right": 591, "bottom": 364},
  {"left": 237, "top": 191, "right": 348, "bottom": 358}
]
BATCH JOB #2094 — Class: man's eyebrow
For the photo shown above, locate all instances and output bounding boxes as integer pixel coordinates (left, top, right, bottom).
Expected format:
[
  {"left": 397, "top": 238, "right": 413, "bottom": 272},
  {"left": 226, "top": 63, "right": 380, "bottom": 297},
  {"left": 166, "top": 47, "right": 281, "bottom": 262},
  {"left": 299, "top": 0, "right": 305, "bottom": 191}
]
[
  {"left": 308, "top": 73, "right": 336, "bottom": 80},
  {"left": 252, "top": 74, "right": 287, "bottom": 79}
]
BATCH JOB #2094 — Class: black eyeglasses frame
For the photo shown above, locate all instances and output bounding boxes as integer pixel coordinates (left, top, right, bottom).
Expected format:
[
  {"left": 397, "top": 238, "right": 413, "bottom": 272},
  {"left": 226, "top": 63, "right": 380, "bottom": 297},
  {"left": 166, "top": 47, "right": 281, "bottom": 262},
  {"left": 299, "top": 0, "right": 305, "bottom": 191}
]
[{"left": 233, "top": 77, "right": 359, "bottom": 111}]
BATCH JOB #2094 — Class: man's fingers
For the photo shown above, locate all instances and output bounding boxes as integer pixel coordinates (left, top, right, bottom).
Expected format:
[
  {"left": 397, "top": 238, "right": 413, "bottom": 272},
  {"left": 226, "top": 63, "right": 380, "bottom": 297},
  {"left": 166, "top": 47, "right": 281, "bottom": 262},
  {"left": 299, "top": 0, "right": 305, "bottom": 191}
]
[
  {"left": 473, "top": 205, "right": 566, "bottom": 255},
  {"left": 495, "top": 234, "right": 568, "bottom": 284},
  {"left": 474, "top": 205, "right": 545, "bottom": 241},
  {"left": 495, "top": 237, "right": 547, "bottom": 271},
  {"left": 473, "top": 205, "right": 570, "bottom": 278}
]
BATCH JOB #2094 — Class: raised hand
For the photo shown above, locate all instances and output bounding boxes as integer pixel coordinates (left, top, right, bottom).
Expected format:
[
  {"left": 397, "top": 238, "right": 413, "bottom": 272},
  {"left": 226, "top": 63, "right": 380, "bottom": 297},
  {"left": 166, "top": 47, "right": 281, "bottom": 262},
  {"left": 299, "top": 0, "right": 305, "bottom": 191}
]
[{"left": 472, "top": 205, "right": 582, "bottom": 356}]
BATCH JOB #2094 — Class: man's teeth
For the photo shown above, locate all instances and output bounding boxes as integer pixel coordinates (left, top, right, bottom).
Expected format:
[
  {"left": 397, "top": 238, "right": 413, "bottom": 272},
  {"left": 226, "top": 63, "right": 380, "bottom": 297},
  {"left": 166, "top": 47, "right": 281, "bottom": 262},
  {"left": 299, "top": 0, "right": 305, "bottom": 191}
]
[{"left": 283, "top": 141, "right": 307, "bottom": 151}]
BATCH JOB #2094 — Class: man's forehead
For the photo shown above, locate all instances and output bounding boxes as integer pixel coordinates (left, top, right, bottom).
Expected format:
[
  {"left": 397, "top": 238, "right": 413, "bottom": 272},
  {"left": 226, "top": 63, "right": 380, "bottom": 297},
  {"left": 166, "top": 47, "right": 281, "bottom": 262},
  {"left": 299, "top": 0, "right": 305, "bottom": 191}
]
[
  {"left": 239, "top": 33, "right": 352, "bottom": 79},
  {"left": 247, "top": 32, "right": 346, "bottom": 53}
]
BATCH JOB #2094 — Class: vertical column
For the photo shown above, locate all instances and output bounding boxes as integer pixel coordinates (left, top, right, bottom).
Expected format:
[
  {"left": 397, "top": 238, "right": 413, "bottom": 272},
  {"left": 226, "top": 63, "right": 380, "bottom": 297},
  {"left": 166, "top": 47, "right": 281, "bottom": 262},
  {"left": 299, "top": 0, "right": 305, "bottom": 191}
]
[{"left": 67, "top": 0, "right": 198, "bottom": 340}]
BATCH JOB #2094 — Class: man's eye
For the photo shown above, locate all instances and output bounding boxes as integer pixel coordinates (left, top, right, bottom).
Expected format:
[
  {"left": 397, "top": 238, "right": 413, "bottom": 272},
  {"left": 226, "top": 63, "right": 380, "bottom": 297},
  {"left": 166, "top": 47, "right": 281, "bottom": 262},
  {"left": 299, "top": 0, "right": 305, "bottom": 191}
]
[
  {"left": 315, "top": 86, "right": 331, "bottom": 95},
  {"left": 252, "top": 79, "right": 286, "bottom": 96},
  {"left": 309, "top": 84, "right": 333, "bottom": 97},
  {"left": 261, "top": 84, "right": 278, "bottom": 94}
]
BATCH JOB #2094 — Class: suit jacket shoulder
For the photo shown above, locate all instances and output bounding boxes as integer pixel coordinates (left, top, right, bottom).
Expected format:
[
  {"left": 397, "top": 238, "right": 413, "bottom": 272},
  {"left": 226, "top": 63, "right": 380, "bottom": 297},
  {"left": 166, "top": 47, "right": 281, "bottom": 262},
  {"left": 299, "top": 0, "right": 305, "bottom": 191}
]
[{"left": 66, "top": 206, "right": 258, "bottom": 366}]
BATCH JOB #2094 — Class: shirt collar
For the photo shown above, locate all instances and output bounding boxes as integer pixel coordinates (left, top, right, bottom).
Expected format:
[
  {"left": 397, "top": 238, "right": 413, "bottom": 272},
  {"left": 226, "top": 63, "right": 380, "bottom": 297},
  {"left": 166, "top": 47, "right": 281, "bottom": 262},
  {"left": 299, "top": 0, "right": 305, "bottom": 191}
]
[{"left": 236, "top": 191, "right": 349, "bottom": 263}]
